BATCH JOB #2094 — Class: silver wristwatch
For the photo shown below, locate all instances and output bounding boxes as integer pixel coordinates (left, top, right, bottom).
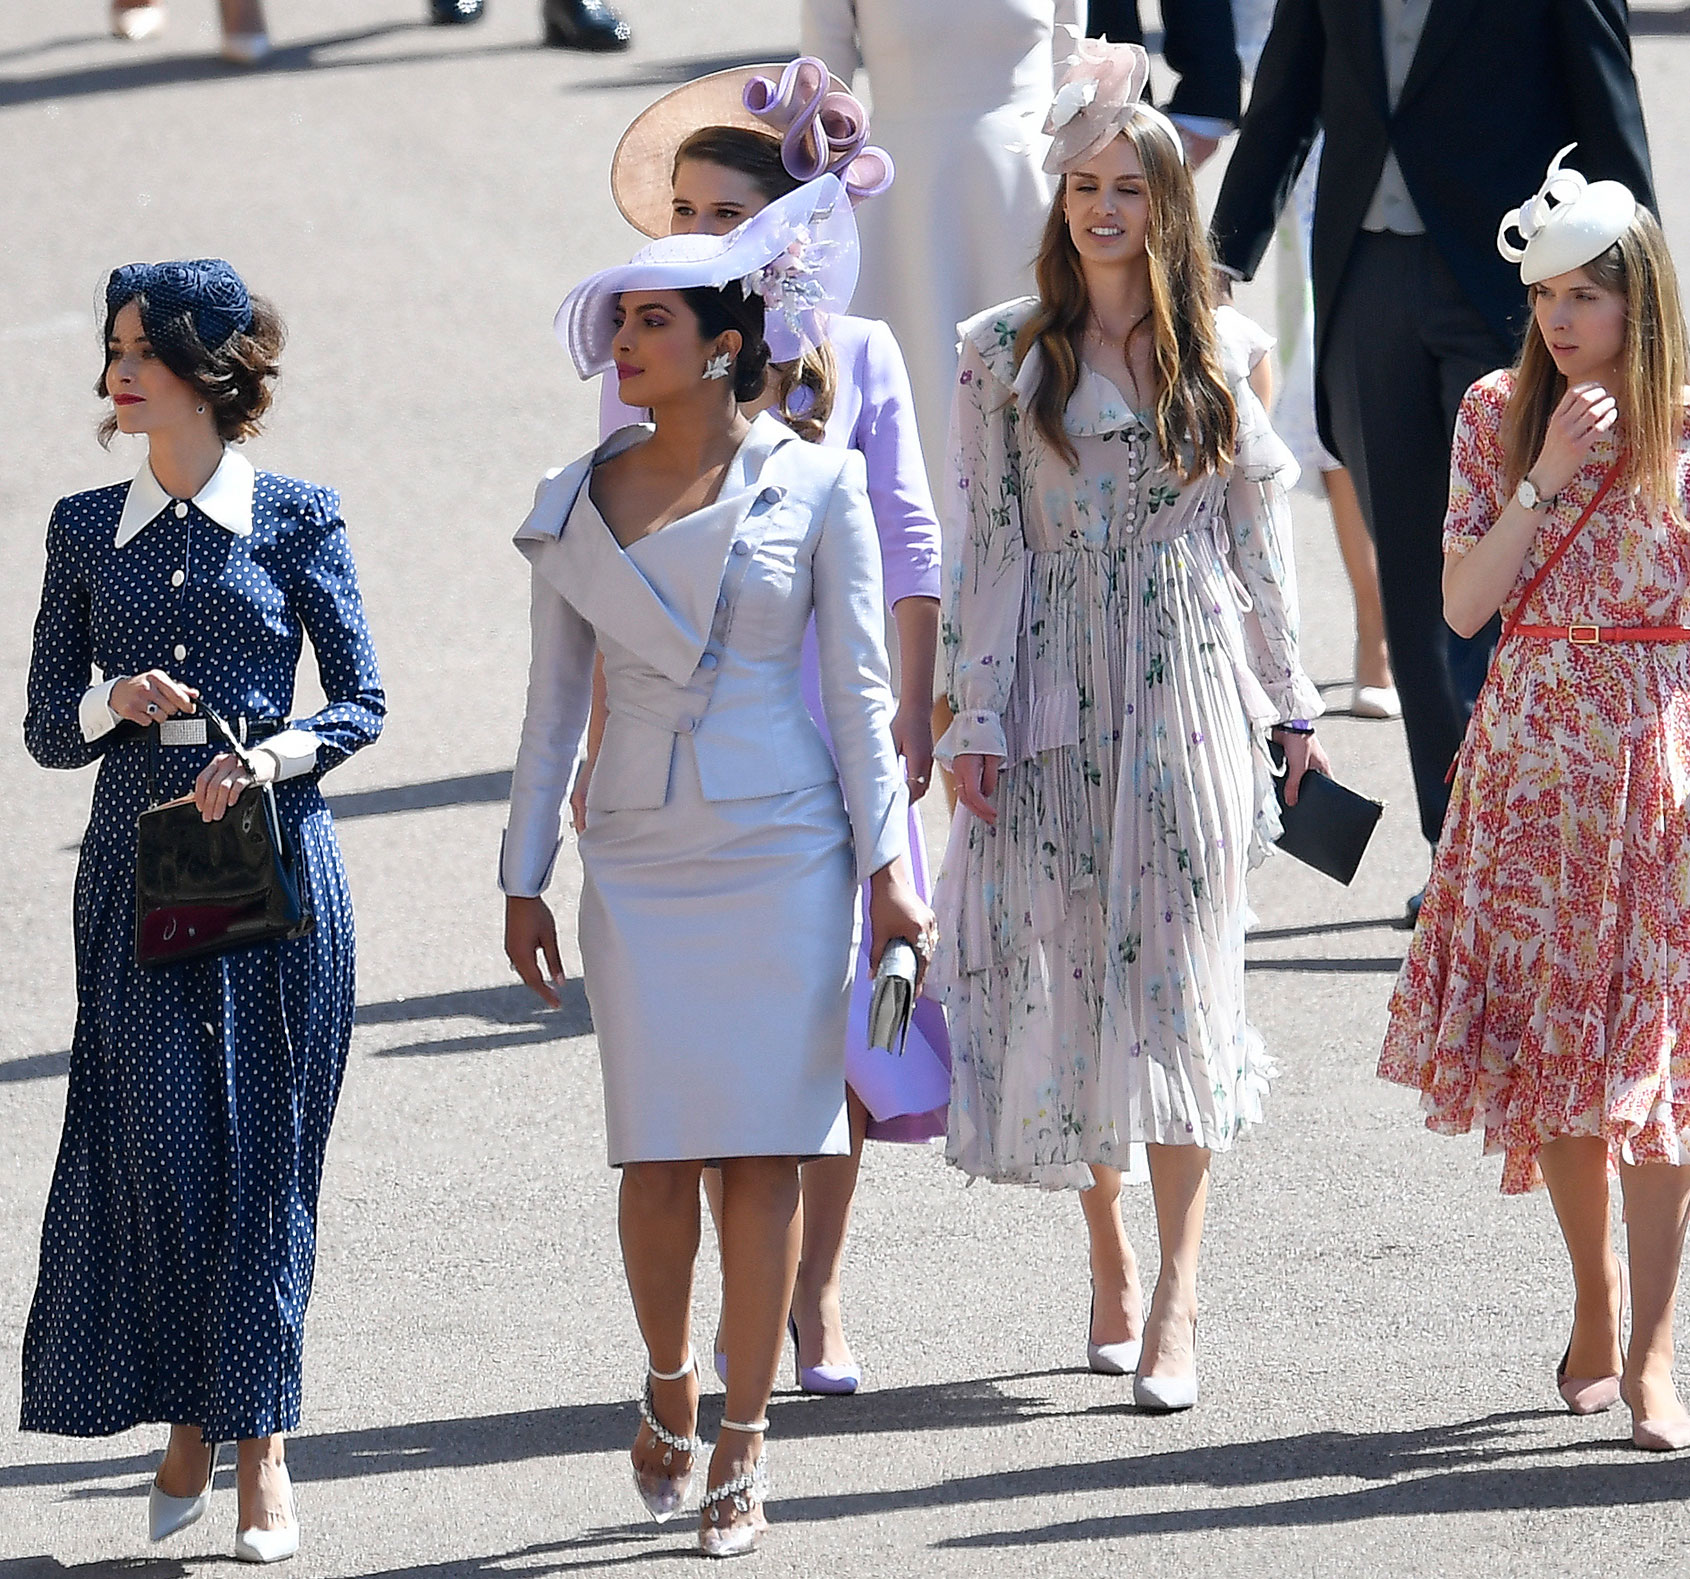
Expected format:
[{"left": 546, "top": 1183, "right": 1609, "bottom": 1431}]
[{"left": 1515, "top": 475, "right": 1552, "bottom": 512}]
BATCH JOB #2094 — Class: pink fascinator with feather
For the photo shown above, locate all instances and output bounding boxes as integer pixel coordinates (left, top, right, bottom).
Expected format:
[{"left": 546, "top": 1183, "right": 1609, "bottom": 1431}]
[{"left": 1043, "top": 37, "right": 1184, "bottom": 174}]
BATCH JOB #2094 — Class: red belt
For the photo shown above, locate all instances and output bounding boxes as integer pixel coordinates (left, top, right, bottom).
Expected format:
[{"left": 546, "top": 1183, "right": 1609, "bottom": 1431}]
[{"left": 1512, "top": 624, "right": 1690, "bottom": 643}]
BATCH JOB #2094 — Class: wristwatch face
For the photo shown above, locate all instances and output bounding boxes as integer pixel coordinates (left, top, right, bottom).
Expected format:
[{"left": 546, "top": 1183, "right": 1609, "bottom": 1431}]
[{"left": 1516, "top": 478, "right": 1541, "bottom": 511}]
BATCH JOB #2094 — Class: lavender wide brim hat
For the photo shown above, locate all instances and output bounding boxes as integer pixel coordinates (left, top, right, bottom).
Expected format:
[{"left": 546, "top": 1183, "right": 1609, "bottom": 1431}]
[
  {"left": 1498, "top": 144, "right": 1637, "bottom": 285},
  {"left": 557, "top": 172, "right": 860, "bottom": 376}
]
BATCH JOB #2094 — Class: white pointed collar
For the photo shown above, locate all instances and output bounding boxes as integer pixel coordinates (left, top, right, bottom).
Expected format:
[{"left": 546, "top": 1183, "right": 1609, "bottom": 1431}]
[{"left": 115, "top": 447, "right": 256, "bottom": 548}]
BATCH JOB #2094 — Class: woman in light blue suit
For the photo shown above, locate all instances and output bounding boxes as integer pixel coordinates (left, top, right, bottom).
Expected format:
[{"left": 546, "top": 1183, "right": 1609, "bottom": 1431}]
[{"left": 500, "top": 177, "right": 933, "bottom": 1558}]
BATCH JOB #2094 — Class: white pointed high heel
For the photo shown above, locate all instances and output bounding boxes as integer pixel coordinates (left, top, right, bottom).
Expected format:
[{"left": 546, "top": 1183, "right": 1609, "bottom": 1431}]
[
  {"left": 1133, "top": 1318, "right": 1199, "bottom": 1412},
  {"left": 698, "top": 1419, "right": 769, "bottom": 1559},
  {"left": 1086, "top": 1285, "right": 1142, "bottom": 1376},
  {"left": 149, "top": 1441, "right": 219, "bottom": 1542},
  {"left": 233, "top": 1461, "right": 298, "bottom": 1563},
  {"left": 634, "top": 1354, "right": 706, "bottom": 1522}
]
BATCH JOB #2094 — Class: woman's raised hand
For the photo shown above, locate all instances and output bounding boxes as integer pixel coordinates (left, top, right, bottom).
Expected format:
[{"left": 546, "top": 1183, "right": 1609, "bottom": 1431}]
[
  {"left": 505, "top": 894, "right": 566, "bottom": 1009},
  {"left": 1530, "top": 381, "right": 1619, "bottom": 500},
  {"left": 110, "top": 669, "right": 198, "bottom": 725},
  {"left": 951, "top": 751, "right": 1000, "bottom": 825}
]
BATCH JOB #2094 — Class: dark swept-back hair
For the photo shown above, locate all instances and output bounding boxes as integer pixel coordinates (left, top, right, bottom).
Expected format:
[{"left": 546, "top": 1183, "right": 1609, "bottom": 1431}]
[
  {"left": 679, "top": 282, "right": 772, "bottom": 405},
  {"left": 97, "top": 290, "right": 285, "bottom": 447},
  {"left": 671, "top": 124, "right": 838, "bottom": 442}
]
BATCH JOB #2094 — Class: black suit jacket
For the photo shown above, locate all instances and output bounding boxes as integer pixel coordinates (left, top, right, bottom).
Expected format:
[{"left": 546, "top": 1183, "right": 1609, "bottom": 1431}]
[
  {"left": 1211, "top": 0, "right": 1654, "bottom": 381},
  {"left": 1089, "top": 0, "right": 1242, "bottom": 124}
]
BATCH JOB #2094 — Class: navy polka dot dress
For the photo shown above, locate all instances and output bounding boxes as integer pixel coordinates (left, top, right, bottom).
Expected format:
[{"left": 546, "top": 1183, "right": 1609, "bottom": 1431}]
[{"left": 19, "top": 464, "right": 384, "bottom": 1442}]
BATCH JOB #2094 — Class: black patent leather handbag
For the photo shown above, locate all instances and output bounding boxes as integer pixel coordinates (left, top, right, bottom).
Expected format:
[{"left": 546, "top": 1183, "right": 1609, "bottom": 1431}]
[{"left": 134, "top": 708, "right": 313, "bottom": 968}]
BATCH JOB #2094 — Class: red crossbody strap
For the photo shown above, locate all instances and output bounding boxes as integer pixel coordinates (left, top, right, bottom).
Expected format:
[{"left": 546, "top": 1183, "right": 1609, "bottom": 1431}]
[{"left": 1500, "top": 456, "right": 1626, "bottom": 642}]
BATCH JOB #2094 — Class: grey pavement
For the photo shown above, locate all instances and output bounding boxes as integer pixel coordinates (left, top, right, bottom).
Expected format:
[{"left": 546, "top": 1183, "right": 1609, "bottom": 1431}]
[{"left": 5, "top": 3, "right": 1690, "bottom": 1575}]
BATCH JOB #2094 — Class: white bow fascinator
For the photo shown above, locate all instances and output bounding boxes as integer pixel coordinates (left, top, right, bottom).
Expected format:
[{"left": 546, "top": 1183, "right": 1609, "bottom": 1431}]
[
  {"left": 1497, "top": 144, "right": 1637, "bottom": 285},
  {"left": 557, "top": 173, "right": 859, "bottom": 376}
]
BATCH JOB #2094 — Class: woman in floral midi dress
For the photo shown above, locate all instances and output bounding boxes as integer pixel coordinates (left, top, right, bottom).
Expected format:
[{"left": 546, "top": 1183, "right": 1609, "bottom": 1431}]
[
  {"left": 1380, "top": 152, "right": 1690, "bottom": 1450},
  {"left": 931, "top": 39, "right": 1325, "bottom": 1410}
]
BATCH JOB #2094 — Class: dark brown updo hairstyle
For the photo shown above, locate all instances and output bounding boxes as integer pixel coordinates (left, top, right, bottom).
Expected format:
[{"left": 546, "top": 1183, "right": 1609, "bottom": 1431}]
[
  {"left": 97, "top": 290, "right": 286, "bottom": 448},
  {"left": 680, "top": 283, "right": 772, "bottom": 405},
  {"left": 672, "top": 124, "right": 838, "bottom": 442}
]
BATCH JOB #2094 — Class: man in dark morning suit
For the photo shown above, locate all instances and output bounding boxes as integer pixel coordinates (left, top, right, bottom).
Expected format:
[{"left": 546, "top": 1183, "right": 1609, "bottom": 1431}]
[
  {"left": 1210, "top": 0, "right": 1653, "bottom": 915},
  {"left": 1089, "top": 0, "right": 1243, "bottom": 164}
]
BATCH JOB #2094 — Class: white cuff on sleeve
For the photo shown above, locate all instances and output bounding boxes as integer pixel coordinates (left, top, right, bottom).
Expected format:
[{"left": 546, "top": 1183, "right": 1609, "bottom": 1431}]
[
  {"left": 79, "top": 679, "right": 121, "bottom": 742},
  {"left": 254, "top": 728, "right": 320, "bottom": 781}
]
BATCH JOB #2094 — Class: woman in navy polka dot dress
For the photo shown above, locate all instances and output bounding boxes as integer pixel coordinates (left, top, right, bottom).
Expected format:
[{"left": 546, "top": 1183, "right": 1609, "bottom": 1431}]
[{"left": 20, "top": 260, "right": 384, "bottom": 1563}]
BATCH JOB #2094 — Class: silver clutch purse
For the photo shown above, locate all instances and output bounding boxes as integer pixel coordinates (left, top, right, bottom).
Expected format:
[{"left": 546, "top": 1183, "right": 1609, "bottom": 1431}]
[{"left": 867, "top": 939, "right": 918, "bottom": 1057}]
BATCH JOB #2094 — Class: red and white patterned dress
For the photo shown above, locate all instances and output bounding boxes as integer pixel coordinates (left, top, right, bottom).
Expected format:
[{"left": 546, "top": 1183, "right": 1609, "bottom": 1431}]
[{"left": 1379, "top": 371, "right": 1690, "bottom": 1193}]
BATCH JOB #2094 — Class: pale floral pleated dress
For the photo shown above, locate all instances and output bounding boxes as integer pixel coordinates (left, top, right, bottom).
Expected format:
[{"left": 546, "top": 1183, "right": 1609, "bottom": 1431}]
[
  {"left": 931, "top": 300, "right": 1323, "bottom": 1188},
  {"left": 1379, "top": 372, "right": 1690, "bottom": 1193}
]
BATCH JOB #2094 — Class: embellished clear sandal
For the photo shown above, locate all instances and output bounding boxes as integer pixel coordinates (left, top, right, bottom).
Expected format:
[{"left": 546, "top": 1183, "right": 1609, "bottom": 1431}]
[
  {"left": 698, "top": 1418, "right": 769, "bottom": 1559},
  {"left": 633, "top": 1354, "right": 705, "bottom": 1523}
]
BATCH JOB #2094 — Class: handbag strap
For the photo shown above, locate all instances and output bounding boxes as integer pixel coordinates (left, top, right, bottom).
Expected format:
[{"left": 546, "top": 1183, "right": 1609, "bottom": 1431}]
[{"left": 1500, "top": 456, "right": 1626, "bottom": 643}]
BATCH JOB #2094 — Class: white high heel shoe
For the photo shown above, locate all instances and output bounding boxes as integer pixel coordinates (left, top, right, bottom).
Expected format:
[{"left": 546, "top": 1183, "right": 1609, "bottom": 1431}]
[
  {"left": 634, "top": 1354, "right": 706, "bottom": 1523},
  {"left": 1132, "top": 1318, "right": 1199, "bottom": 1412},
  {"left": 148, "top": 1442, "right": 219, "bottom": 1542},
  {"left": 220, "top": 32, "right": 271, "bottom": 63},
  {"left": 233, "top": 1462, "right": 299, "bottom": 1564},
  {"left": 1086, "top": 1285, "right": 1142, "bottom": 1376}
]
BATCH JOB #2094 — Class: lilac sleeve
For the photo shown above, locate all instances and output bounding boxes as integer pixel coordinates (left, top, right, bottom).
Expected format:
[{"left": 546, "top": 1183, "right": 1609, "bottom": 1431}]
[{"left": 851, "top": 321, "right": 943, "bottom": 606}]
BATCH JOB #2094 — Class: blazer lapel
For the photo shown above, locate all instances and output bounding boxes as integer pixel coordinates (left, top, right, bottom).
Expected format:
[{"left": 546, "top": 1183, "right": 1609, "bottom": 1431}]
[
  {"left": 1395, "top": 0, "right": 1480, "bottom": 114},
  {"left": 1331, "top": 0, "right": 1389, "bottom": 115}
]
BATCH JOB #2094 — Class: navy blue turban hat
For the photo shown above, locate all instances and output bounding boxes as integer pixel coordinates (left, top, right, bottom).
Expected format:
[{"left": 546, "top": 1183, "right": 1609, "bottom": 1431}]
[{"left": 105, "top": 259, "right": 254, "bottom": 367}]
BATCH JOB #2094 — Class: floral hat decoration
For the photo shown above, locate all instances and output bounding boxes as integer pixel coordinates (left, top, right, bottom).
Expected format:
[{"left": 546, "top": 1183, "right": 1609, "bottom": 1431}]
[
  {"left": 1497, "top": 144, "right": 1638, "bottom": 285},
  {"left": 558, "top": 173, "right": 860, "bottom": 376},
  {"left": 1043, "top": 35, "right": 1184, "bottom": 174},
  {"left": 611, "top": 56, "right": 893, "bottom": 239}
]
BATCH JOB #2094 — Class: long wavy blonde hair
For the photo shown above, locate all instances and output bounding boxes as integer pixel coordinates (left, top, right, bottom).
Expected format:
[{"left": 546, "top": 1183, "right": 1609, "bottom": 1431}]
[
  {"left": 1502, "top": 206, "right": 1688, "bottom": 519},
  {"left": 1014, "top": 117, "right": 1235, "bottom": 480}
]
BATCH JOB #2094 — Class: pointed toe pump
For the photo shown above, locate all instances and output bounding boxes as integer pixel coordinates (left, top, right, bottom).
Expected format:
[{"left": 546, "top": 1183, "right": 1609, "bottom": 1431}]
[
  {"left": 149, "top": 1443, "right": 219, "bottom": 1542},
  {"left": 233, "top": 1462, "right": 299, "bottom": 1563},
  {"left": 1086, "top": 1286, "right": 1142, "bottom": 1377},
  {"left": 634, "top": 1355, "right": 706, "bottom": 1522}
]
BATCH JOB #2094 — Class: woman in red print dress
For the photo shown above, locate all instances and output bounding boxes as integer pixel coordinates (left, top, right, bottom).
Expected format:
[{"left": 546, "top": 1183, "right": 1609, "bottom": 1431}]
[{"left": 1379, "top": 148, "right": 1690, "bottom": 1452}]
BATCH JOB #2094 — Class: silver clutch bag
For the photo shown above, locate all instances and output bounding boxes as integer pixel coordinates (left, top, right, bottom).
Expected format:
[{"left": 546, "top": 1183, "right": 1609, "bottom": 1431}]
[{"left": 867, "top": 939, "right": 918, "bottom": 1057}]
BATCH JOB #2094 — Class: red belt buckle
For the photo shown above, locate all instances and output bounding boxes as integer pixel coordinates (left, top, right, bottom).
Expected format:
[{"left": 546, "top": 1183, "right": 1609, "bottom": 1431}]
[{"left": 1568, "top": 624, "right": 1601, "bottom": 645}]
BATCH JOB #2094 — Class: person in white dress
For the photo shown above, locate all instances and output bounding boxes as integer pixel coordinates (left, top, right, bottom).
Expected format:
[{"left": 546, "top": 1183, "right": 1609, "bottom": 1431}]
[
  {"left": 933, "top": 40, "right": 1327, "bottom": 1412},
  {"left": 501, "top": 180, "right": 934, "bottom": 1556}
]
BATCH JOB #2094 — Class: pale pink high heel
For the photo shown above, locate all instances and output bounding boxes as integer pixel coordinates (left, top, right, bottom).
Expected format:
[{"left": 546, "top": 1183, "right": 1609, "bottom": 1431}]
[{"left": 1557, "top": 1262, "right": 1629, "bottom": 1416}]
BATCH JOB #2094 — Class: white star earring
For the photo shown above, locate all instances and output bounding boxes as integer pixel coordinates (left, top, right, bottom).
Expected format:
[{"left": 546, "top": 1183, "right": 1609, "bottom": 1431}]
[{"left": 703, "top": 351, "right": 733, "bottom": 382}]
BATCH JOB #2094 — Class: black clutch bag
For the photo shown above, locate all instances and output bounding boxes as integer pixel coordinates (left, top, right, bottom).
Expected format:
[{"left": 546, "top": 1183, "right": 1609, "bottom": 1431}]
[
  {"left": 135, "top": 708, "right": 312, "bottom": 968},
  {"left": 1268, "top": 740, "right": 1384, "bottom": 887}
]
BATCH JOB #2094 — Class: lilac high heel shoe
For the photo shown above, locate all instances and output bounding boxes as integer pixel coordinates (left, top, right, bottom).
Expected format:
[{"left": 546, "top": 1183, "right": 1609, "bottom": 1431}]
[{"left": 787, "top": 1314, "right": 860, "bottom": 1395}]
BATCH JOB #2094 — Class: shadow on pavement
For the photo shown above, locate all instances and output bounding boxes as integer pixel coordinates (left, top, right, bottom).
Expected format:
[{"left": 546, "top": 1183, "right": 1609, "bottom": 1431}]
[
  {"left": 578, "top": 52, "right": 805, "bottom": 92},
  {"left": 0, "top": 25, "right": 539, "bottom": 109},
  {"left": 0, "top": 1369, "right": 1078, "bottom": 1498},
  {"left": 1634, "top": 6, "right": 1690, "bottom": 32},
  {"left": 323, "top": 770, "right": 510, "bottom": 819},
  {"left": 0, "top": 1049, "right": 71, "bottom": 1085},
  {"left": 1245, "top": 955, "right": 1405, "bottom": 974},
  {"left": 356, "top": 980, "right": 592, "bottom": 1051}
]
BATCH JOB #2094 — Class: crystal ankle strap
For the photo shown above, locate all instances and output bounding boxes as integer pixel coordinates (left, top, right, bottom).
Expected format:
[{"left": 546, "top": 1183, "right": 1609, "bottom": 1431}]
[
  {"left": 639, "top": 1378, "right": 705, "bottom": 1466},
  {"left": 701, "top": 1455, "right": 769, "bottom": 1522},
  {"left": 718, "top": 1417, "right": 768, "bottom": 1434},
  {"left": 647, "top": 1351, "right": 695, "bottom": 1383}
]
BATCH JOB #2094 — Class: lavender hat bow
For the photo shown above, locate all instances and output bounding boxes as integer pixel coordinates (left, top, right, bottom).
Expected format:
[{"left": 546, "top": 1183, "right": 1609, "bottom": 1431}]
[
  {"left": 106, "top": 258, "right": 254, "bottom": 352},
  {"left": 741, "top": 56, "right": 894, "bottom": 202}
]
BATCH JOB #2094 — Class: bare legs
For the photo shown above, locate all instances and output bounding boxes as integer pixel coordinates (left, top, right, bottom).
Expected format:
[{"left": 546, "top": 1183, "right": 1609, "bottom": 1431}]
[
  {"left": 1537, "top": 1137, "right": 1624, "bottom": 1381},
  {"left": 155, "top": 1425, "right": 292, "bottom": 1532},
  {"left": 622, "top": 1156, "right": 800, "bottom": 1539},
  {"left": 707, "top": 1094, "right": 869, "bottom": 1374},
  {"left": 1537, "top": 1137, "right": 1690, "bottom": 1437},
  {"left": 1618, "top": 1160, "right": 1690, "bottom": 1432},
  {"left": 790, "top": 1093, "right": 868, "bottom": 1370},
  {"left": 1323, "top": 467, "right": 1396, "bottom": 696},
  {"left": 1080, "top": 1165, "right": 1144, "bottom": 1347},
  {"left": 1138, "top": 1145, "right": 1210, "bottom": 1382},
  {"left": 1075, "top": 1147, "right": 1208, "bottom": 1383}
]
